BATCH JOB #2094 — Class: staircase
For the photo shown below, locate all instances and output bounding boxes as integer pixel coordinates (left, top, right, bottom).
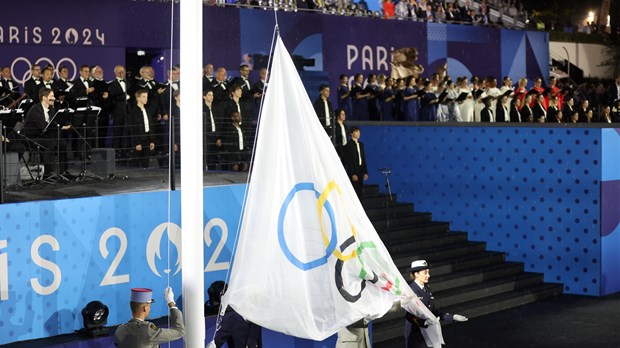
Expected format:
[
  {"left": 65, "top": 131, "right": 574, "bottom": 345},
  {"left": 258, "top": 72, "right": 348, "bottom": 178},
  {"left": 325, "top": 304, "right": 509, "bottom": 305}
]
[{"left": 361, "top": 185, "right": 564, "bottom": 347}]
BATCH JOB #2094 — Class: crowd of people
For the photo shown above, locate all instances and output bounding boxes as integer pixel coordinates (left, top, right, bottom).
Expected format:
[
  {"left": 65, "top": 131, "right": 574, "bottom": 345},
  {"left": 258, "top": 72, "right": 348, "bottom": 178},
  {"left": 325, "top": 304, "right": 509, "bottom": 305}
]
[
  {"left": 384, "top": 0, "right": 524, "bottom": 27},
  {"left": 333, "top": 71, "right": 620, "bottom": 124},
  {"left": 2, "top": 58, "right": 620, "bottom": 181}
]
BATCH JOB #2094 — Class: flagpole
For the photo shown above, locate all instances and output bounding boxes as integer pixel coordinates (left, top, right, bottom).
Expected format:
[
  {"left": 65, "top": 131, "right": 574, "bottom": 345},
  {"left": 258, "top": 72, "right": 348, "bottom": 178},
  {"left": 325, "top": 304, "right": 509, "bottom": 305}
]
[{"left": 180, "top": 0, "right": 205, "bottom": 347}]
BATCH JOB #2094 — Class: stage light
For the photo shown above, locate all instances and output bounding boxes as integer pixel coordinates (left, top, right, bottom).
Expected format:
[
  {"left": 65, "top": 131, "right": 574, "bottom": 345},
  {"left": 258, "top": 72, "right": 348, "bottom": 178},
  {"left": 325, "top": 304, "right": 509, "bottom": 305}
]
[
  {"left": 80, "top": 301, "right": 110, "bottom": 337},
  {"left": 137, "top": 50, "right": 146, "bottom": 56}
]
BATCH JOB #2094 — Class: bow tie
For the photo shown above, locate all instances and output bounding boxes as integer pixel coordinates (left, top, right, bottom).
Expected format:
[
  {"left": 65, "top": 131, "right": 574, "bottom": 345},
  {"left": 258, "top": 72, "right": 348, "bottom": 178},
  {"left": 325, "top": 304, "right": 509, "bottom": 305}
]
[{"left": 118, "top": 79, "right": 125, "bottom": 82}]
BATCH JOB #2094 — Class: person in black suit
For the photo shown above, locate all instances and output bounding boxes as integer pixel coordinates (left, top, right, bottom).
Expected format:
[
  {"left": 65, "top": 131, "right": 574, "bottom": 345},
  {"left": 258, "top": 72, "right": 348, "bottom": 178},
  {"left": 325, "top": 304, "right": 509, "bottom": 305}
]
[
  {"left": 108, "top": 65, "right": 132, "bottom": 153},
  {"left": 509, "top": 97, "right": 521, "bottom": 123},
  {"left": 159, "top": 66, "right": 180, "bottom": 157},
  {"left": 51, "top": 66, "right": 75, "bottom": 107},
  {"left": 334, "top": 109, "right": 348, "bottom": 159},
  {"left": 600, "top": 105, "right": 613, "bottom": 123},
  {"left": 210, "top": 67, "right": 229, "bottom": 107},
  {"left": 35, "top": 67, "right": 55, "bottom": 97},
  {"left": 609, "top": 74, "right": 620, "bottom": 106},
  {"left": 203, "top": 90, "right": 224, "bottom": 171},
  {"left": 313, "top": 84, "right": 333, "bottom": 134},
  {"left": 71, "top": 64, "right": 95, "bottom": 104},
  {"left": 480, "top": 97, "right": 494, "bottom": 122},
  {"left": 343, "top": 126, "right": 368, "bottom": 200},
  {"left": 613, "top": 99, "right": 620, "bottom": 123},
  {"left": 1, "top": 66, "right": 20, "bottom": 95},
  {"left": 129, "top": 89, "right": 157, "bottom": 168},
  {"left": 546, "top": 96, "right": 560, "bottom": 123},
  {"left": 23, "top": 64, "right": 42, "bottom": 100},
  {"left": 495, "top": 94, "right": 510, "bottom": 122},
  {"left": 229, "top": 64, "right": 255, "bottom": 102},
  {"left": 223, "top": 111, "right": 250, "bottom": 172},
  {"left": 203, "top": 64, "right": 215, "bottom": 92},
  {"left": 251, "top": 68, "right": 268, "bottom": 119},
  {"left": 405, "top": 260, "right": 467, "bottom": 348},
  {"left": 577, "top": 99, "right": 590, "bottom": 123},
  {"left": 90, "top": 66, "right": 111, "bottom": 148},
  {"left": 223, "top": 84, "right": 252, "bottom": 127},
  {"left": 532, "top": 94, "right": 547, "bottom": 123},
  {"left": 520, "top": 94, "right": 534, "bottom": 122},
  {"left": 23, "top": 88, "right": 72, "bottom": 175}
]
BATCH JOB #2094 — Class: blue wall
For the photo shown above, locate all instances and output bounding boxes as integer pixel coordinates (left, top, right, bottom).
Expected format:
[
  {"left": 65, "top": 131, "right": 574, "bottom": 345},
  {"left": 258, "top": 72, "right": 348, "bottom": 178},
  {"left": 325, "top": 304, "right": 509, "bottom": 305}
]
[
  {"left": 361, "top": 124, "right": 607, "bottom": 296},
  {"left": 0, "top": 186, "right": 244, "bottom": 344}
]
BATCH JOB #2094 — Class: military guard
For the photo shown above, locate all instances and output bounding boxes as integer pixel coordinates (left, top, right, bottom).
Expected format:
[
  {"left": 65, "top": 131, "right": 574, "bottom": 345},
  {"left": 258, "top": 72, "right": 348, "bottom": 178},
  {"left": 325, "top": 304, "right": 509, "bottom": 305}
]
[
  {"left": 405, "top": 260, "right": 468, "bottom": 348},
  {"left": 114, "top": 286, "right": 184, "bottom": 348}
]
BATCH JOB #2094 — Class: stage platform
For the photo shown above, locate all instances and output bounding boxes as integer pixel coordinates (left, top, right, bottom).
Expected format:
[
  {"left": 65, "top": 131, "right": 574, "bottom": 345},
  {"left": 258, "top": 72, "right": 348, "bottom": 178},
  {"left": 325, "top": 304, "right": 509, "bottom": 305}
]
[{"left": 2, "top": 165, "right": 248, "bottom": 204}]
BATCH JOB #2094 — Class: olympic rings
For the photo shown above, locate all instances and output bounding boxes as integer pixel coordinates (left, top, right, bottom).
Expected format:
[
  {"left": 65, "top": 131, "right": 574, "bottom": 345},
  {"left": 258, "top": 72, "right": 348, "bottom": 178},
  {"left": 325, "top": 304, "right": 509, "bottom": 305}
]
[
  {"left": 277, "top": 182, "right": 338, "bottom": 271},
  {"left": 10, "top": 56, "right": 77, "bottom": 85},
  {"left": 317, "top": 180, "right": 358, "bottom": 261},
  {"left": 278, "top": 181, "right": 404, "bottom": 301}
]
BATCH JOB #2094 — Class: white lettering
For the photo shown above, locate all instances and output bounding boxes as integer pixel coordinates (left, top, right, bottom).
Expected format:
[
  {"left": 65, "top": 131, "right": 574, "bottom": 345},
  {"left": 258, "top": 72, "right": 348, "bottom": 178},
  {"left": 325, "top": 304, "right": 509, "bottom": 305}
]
[
  {"left": 346, "top": 45, "right": 392, "bottom": 71},
  {"left": 95, "top": 29, "right": 105, "bottom": 45},
  {"left": 0, "top": 240, "right": 8, "bottom": 301},
  {"left": 362, "top": 46, "right": 373, "bottom": 70},
  {"left": 82, "top": 28, "right": 92, "bottom": 45},
  {"left": 377, "top": 46, "right": 389, "bottom": 71},
  {"left": 30, "top": 235, "right": 61, "bottom": 296},
  {"left": 347, "top": 45, "right": 358, "bottom": 70},
  {"left": 51, "top": 27, "right": 61, "bottom": 45},
  {"left": 9, "top": 26, "right": 19, "bottom": 44},
  {"left": 204, "top": 218, "right": 230, "bottom": 272},
  {"left": 99, "top": 228, "right": 129, "bottom": 286},
  {"left": 32, "top": 27, "right": 42, "bottom": 44}
]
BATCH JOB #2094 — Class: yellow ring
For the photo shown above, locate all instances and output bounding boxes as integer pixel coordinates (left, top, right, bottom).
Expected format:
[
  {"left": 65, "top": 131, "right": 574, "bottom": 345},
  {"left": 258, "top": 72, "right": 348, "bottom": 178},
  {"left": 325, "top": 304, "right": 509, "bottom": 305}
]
[{"left": 317, "top": 180, "right": 357, "bottom": 261}]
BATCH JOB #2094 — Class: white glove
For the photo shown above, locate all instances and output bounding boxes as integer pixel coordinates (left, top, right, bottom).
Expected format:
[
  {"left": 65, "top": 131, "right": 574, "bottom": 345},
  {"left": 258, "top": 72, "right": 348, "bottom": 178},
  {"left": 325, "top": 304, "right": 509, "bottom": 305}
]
[
  {"left": 453, "top": 314, "right": 468, "bottom": 322},
  {"left": 206, "top": 341, "right": 216, "bottom": 348},
  {"left": 424, "top": 316, "right": 440, "bottom": 326},
  {"left": 164, "top": 286, "right": 175, "bottom": 305}
]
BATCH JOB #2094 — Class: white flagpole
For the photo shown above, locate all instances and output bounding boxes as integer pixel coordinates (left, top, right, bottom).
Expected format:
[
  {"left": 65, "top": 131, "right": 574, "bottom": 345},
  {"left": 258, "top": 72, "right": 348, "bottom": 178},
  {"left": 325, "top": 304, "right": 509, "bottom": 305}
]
[{"left": 180, "top": 0, "right": 205, "bottom": 347}]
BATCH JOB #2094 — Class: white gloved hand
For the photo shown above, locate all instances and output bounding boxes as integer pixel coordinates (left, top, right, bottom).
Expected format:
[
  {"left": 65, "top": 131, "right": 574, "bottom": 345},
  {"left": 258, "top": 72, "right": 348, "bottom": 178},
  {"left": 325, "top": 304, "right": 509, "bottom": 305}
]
[
  {"left": 164, "top": 286, "right": 175, "bottom": 305},
  {"left": 424, "top": 316, "right": 440, "bottom": 326},
  {"left": 453, "top": 314, "right": 468, "bottom": 322},
  {"left": 206, "top": 341, "right": 216, "bottom": 348}
]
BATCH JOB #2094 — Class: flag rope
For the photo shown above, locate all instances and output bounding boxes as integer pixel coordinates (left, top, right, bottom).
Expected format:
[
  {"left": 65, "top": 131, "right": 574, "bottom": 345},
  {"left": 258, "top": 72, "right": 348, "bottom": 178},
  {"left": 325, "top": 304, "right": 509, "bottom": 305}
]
[{"left": 165, "top": 1, "right": 174, "bottom": 346}]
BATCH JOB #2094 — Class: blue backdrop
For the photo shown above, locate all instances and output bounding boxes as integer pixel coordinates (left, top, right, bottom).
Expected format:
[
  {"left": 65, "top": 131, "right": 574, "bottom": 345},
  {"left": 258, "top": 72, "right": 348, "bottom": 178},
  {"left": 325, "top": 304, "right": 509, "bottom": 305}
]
[{"left": 360, "top": 124, "right": 612, "bottom": 297}]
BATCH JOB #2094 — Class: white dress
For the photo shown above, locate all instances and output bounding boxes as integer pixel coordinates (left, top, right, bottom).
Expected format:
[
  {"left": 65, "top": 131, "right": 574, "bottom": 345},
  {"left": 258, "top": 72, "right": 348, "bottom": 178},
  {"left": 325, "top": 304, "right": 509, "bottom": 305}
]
[{"left": 457, "top": 87, "right": 474, "bottom": 122}]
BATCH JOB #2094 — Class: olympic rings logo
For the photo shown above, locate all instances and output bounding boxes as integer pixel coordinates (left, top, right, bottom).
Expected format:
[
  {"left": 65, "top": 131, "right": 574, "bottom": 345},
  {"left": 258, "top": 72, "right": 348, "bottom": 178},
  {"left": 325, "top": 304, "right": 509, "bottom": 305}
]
[
  {"left": 11, "top": 57, "right": 77, "bottom": 85},
  {"left": 277, "top": 181, "right": 403, "bottom": 303}
]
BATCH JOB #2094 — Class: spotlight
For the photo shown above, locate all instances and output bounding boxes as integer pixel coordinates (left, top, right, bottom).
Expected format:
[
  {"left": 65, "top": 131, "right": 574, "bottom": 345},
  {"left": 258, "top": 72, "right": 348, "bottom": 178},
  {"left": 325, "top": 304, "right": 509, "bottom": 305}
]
[{"left": 80, "top": 301, "right": 110, "bottom": 337}]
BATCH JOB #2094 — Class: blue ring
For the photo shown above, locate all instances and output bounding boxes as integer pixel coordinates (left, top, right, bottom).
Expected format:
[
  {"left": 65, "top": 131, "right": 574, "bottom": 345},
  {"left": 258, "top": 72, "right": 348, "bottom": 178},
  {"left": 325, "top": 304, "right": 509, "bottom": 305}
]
[{"left": 277, "top": 182, "right": 338, "bottom": 271}]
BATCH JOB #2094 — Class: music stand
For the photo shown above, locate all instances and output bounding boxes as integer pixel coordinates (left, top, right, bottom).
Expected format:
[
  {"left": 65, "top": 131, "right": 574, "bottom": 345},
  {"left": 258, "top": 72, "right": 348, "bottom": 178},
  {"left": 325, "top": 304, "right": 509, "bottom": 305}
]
[
  {"left": 73, "top": 106, "right": 103, "bottom": 181},
  {"left": 0, "top": 109, "right": 25, "bottom": 201},
  {"left": 42, "top": 109, "right": 71, "bottom": 183}
]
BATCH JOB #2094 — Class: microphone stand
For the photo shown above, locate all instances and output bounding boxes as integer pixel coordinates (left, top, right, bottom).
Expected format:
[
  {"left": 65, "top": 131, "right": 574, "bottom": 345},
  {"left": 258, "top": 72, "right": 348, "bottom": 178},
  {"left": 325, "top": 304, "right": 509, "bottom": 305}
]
[
  {"left": 379, "top": 167, "right": 393, "bottom": 235},
  {"left": 43, "top": 109, "right": 69, "bottom": 183},
  {"left": 73, "top": 108, "right": 103, "bottom": 182}
]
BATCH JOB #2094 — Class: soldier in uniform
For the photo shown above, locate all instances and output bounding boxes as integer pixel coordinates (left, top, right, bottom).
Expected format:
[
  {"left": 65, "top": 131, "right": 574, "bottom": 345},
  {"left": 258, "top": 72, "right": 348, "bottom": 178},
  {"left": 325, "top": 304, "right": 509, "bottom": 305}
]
[
  {"left": 114, "top": 287, "right": 184, "bottom": 348},
  {"left": 405, "top": 260, "right": 468, "bottom": 348}
]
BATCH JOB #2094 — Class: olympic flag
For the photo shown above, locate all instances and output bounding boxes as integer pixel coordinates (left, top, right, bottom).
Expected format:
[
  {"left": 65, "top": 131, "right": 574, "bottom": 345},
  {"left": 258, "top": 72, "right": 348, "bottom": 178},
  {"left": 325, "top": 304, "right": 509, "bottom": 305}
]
[{"left": 221, "top": 36, "right": 442, "bottom": 345}]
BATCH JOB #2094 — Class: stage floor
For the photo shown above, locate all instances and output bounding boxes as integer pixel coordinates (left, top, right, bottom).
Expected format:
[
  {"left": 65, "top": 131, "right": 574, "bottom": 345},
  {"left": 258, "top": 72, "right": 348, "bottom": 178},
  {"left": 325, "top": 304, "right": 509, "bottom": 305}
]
[{"left": 2, "top": 162, "right": 249, "bottom": 204}]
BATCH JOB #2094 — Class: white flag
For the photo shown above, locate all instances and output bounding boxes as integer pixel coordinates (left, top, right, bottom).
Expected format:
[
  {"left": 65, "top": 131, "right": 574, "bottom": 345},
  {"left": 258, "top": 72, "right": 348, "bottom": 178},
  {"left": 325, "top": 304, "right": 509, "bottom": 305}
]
[{"left": 222, "top": 36, "right": 442, "bottom": 345}]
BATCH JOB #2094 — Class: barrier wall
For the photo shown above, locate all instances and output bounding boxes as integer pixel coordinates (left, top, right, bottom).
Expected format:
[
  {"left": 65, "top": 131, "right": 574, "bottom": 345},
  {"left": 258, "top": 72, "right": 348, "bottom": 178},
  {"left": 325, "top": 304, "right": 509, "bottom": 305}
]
[
  {"left": 361, "top": 124, "right": 619, "bottom": 298},
  {"left": 2, "top": 125, "right": 619, "bottom": 344},
  {"left": 0, "top": 186, "right": 244, "bottom": 344}
]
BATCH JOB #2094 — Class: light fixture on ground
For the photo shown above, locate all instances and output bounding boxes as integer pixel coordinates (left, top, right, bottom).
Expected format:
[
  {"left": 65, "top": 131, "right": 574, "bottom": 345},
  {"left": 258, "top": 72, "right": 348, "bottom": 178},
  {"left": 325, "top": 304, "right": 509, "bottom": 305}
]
[{"left": 79, "top": 300, "right": 110, "bottom": 337}]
